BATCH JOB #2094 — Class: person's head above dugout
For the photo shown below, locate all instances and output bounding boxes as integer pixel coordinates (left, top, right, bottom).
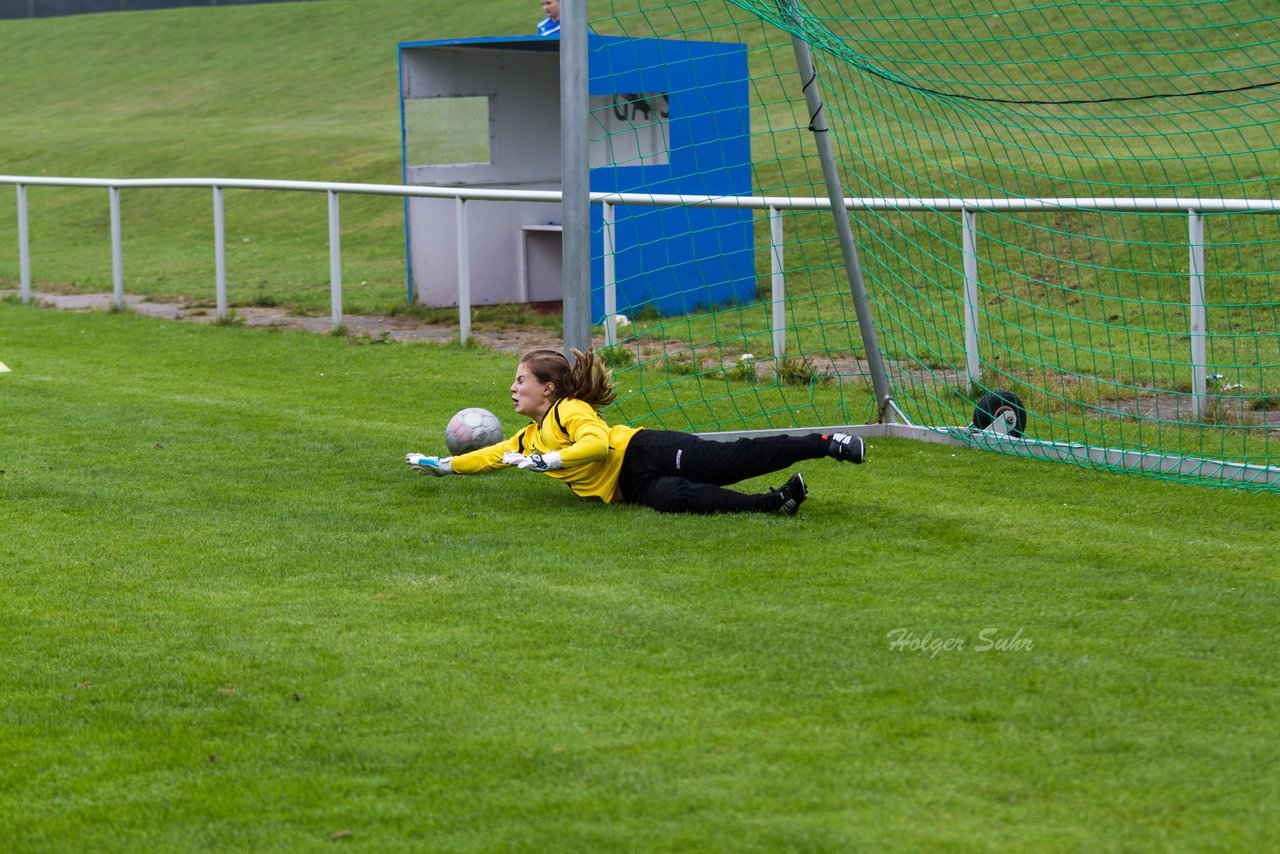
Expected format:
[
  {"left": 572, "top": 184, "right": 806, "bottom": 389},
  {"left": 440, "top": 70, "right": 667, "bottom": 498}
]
[{"left": 537, "top": 0, "right": 560, "bottom": 36}]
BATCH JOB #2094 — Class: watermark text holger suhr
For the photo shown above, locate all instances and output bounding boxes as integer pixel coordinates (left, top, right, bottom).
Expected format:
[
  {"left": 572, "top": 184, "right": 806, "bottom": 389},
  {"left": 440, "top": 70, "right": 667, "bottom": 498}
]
[{"left": 887, "top": 627, "right": 1034, "bottom": 659}]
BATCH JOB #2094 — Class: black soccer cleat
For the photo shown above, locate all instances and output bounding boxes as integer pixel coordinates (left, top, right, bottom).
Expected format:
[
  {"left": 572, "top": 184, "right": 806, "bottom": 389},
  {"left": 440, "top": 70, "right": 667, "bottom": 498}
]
[
  {"left": 770, "top": 472, "right": 808, "bottom": 515},
  {"left": 826, "top": 432, "right": 866, "bottom": 464}
]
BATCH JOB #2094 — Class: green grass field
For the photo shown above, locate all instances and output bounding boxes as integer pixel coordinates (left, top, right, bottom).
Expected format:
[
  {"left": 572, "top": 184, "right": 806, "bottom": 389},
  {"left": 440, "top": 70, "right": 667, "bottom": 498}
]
[
  {"left": 2, "top": 301, "right": 1277, "bottom": 851},
  {"left": 0, "top": 3, "right": 1277, "bottom": 843}
]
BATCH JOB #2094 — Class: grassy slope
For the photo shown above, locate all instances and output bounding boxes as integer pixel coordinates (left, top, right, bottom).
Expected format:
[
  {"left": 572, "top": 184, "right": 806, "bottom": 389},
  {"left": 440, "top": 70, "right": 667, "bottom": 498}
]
[
  {"left": 0, "top": 0, "right": 531, "bottom": 311},
  {"left": 1, "top": 301, "right": 1277, "bottom": 850}
]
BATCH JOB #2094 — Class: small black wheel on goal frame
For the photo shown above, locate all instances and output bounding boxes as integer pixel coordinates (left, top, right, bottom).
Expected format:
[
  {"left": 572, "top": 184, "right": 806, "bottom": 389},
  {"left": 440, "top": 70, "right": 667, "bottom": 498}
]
[{"left": 971, "top": 390, "right": 1027, "bottom": 438}]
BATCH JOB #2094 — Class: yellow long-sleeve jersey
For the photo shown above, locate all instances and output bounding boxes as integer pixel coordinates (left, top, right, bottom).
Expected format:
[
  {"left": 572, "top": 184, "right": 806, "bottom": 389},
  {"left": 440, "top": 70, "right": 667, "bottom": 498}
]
[{"left": 449, "top": 398, "right": 641, "bottom": 503}]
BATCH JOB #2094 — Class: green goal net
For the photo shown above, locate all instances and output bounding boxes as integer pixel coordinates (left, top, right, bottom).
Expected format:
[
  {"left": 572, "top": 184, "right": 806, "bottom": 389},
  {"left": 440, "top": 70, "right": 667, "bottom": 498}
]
[{"left": 586, "top": 0, "right": 1280, "bottom": 491}]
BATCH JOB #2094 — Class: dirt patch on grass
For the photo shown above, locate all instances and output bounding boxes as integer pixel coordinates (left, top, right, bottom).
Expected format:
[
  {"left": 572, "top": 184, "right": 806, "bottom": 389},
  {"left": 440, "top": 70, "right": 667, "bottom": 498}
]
[{"left": 3, "top": 290, "right": 560, "bottom": 354}]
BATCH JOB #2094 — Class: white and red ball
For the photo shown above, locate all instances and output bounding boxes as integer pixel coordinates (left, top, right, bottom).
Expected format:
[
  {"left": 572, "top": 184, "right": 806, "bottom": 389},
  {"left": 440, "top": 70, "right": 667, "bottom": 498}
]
[{"left": 445, "top": 407, "right": 504, "bottom": 455}]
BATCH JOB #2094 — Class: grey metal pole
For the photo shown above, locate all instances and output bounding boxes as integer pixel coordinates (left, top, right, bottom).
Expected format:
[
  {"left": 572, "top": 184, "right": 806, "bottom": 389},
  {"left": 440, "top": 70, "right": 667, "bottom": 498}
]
[
  {"left": 786, "top": 4, "right": 895, "bottom": 418},
  {"left": 962, "top": 208, "right": 981, "bottom": 389},
  {"left": 16, "top": 183, "right": 31, "bottom": 304},
  {"left": 1189, "top": 210, "right": 1207, "bottom": 419},
  {"left": 213, "top": 186, "right": 228, "bottom": 322},
  {"left": 327, "top": 190, "right": 343, "bottom": 332},
  {"left": 110, "top": 186, "right": 124, "bottom": 309},
  {"left": 456, "top": 197, "right": 471, "bottom": 345},
  {"left": 770, "top": 205, "right": 786, "bottom": 359},
  {"left": 560, "top": 0, "right": 592, "bottom": 360},
  {"left": 602, "top": 200, "right": 616, "bottom": 347}
]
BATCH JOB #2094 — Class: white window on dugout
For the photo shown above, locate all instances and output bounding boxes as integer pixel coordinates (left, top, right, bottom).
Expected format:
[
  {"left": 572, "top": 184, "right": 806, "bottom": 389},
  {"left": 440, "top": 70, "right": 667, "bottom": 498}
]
[{"left": 404, "top": 95, "right": 494, "bottom": 167}]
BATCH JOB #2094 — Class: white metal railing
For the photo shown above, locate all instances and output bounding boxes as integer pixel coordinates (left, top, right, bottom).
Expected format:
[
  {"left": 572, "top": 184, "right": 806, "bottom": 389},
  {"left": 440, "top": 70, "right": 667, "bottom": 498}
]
[
  {"left": 4, "top": 173, "right": 1276, "bottom": 416},
  {"left": 2, "top": 175, "right": 566, "bottom": 333}
]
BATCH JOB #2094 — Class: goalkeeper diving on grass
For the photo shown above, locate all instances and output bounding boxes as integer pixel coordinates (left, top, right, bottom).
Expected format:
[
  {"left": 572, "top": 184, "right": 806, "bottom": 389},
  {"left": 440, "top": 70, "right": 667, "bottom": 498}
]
[{"left": 405, "top": 349, "right": 866, "bottom": 515}]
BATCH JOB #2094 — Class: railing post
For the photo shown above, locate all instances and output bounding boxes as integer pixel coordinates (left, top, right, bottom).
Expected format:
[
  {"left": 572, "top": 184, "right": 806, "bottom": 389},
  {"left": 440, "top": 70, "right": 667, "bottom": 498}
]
[
  {"left": 962, "top": 208, "right": 982, "bottom": 388},
  {"left": 770, "top": 205, "right": 786, "bottom": 360},
  {"left": 1189, "top": 209, "right": 1207, "bottom": 419},
  {"left": 456, "top": 197, "right": 471, "bottom": 345},
  {"left": 327, "top": 190, "right": 343, "bottom": 332},
  {"left": 603, "top": 200, "right": 617, "bottom": 348},
  {"left": 213, "top": 186, "right": 228, "bottom": 322},
  {"left": 109, "top": 186, "right": 124, "bottom": 310},
  {"left": 16, "top": 183, "right": 30, "bottom": 304}
]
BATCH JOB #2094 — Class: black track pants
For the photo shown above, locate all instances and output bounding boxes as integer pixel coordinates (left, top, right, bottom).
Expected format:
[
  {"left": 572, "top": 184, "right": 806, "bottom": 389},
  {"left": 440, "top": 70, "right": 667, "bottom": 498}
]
[{"left": 617, "top": 430, "right": 829, "bottom": 514}]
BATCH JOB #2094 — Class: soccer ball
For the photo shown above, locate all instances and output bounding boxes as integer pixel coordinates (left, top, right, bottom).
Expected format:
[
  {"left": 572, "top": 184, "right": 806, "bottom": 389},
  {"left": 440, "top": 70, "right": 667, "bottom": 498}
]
[{"left": 445, "top": 407, "right": 504, "bottom": 455}]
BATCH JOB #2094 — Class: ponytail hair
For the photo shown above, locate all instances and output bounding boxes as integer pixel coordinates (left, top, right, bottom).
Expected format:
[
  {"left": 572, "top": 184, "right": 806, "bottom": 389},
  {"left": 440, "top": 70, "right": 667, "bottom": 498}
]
[{"left": 521, "top": 348, "right": 615, "bottom": 410}]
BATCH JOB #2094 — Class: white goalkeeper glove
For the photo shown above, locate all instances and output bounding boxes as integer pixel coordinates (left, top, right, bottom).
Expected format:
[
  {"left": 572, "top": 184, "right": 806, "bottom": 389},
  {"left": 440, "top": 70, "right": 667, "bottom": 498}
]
[
  {"left": 501, "top": 450, "right": 563, "bottom": 472},
  {"left": 405, "top": 453, "right": 453, "bottom": 477}
]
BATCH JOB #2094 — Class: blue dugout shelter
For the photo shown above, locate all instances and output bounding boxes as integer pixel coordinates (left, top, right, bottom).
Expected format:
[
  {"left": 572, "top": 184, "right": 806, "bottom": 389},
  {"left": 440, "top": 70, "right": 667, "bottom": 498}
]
[{"left": 399, "top": 33, "right": 753, "bottom": 319}]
